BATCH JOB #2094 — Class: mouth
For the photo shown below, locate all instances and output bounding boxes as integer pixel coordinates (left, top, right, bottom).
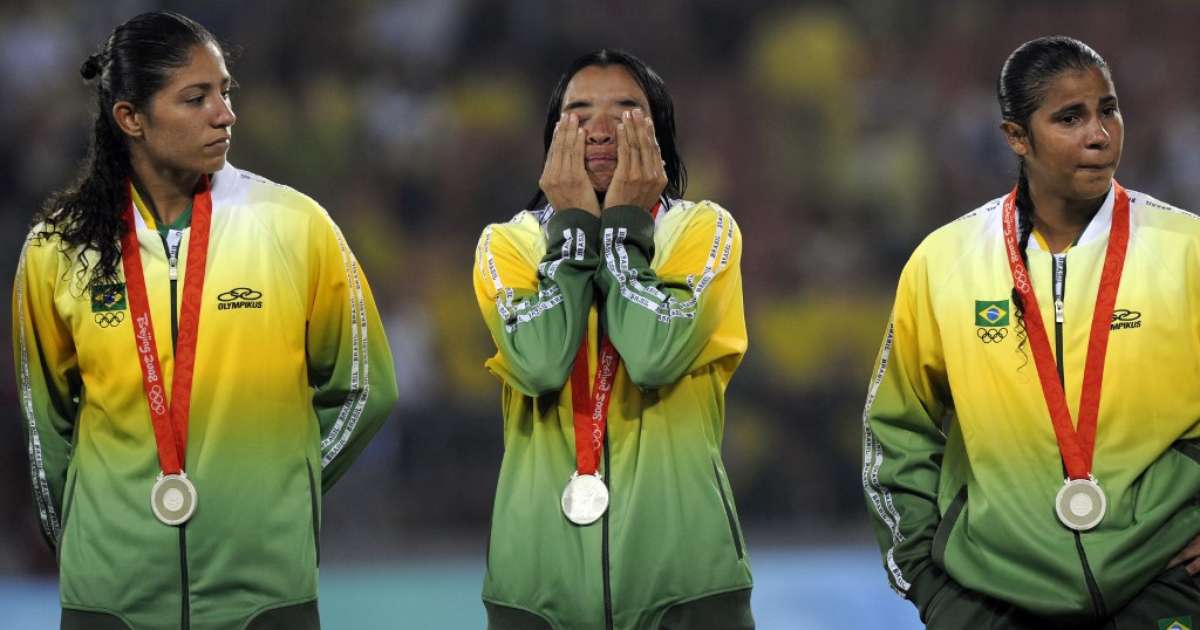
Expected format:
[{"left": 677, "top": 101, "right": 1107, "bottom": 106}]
[
  {"left": 586, "top": 155, "right": 616, "bottom": 166},
  {"left": 205, "top": 136, "right": 231, "bottom": 148},
  {"left": 1077, "top": 161, "right": 1114, "bottom": 171}
]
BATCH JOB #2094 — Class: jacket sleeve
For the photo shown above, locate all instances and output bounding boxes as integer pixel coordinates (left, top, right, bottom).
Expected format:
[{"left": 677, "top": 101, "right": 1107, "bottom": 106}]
[
  {"left": 861, "top": 249, "right": 955, "bottom": 620},
  {"left": 306, "top": 209, "right": 399, "bottom": 492},
  {"left": 12, "top": 235, "right": 79, "bottom": 550},
  {"left": 474, "top": 209, "right": 600, "bottom": 396},
  {"left": 593, "top": 203, "right": 745, "bottom": 389}
]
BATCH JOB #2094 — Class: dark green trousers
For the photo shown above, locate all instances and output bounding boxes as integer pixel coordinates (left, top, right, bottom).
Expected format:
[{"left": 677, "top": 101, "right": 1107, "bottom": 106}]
[
  {"left": 486, "top": 588, "right": 754, "bottom": 630},
  {"left": 925, "top": 566, "right": 1200, "bottom": 630}
]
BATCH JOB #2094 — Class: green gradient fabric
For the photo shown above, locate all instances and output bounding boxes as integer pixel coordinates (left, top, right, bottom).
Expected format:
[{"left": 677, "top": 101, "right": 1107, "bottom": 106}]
[
  {"left": 14, "top": 163, "right": 398, "bottom": 629},
  {"left": 863, "top": 187, "right": 1200, "bottom": 622},
  {"left": 474, "top": 201, "right": 753, "bottom": 629}
]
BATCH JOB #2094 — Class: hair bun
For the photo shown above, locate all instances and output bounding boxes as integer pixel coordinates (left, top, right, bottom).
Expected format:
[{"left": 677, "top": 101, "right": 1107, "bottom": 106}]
[{"left": 80, "top": 53, "right": 102, "bottom": 80}]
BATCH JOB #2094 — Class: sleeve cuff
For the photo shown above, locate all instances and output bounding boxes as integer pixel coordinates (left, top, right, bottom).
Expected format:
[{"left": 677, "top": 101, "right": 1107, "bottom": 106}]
[
  {"left": 906, "top": 563, "right": 953, "bottom": 621},
  {"left": 547, "top": 208, "right": 601, "bottom": 242},
  {"left": 600, "top": 205, "right": 655, "bottom": 255}
]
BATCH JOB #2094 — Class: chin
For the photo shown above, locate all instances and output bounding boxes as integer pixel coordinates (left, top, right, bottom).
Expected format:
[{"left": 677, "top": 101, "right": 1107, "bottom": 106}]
[
  {"left": 201, "top": 156, "right": 228, "bottom": 174},
  {"left": 1073, "top": 175, "right": 1113, "bottom": 200}
]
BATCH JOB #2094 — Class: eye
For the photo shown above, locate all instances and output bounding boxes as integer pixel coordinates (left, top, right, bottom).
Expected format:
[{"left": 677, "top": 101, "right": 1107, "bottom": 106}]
[
  {"left": 187, "top": 95, "right": 205, "bottom": 105},
  {"left": 1058, "top": 114, "right": 1081, "bottom": 125},
  {"left": 1102, "top": 105, "right": 1119, "bottom": 117}
]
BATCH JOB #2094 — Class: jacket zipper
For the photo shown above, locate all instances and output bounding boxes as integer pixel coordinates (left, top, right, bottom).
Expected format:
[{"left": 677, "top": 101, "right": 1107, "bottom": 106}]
[
  {"left": 1052, "top": 253, "right": 1108, "bottom": 620},
  {"left": 162, "top": 229, "right": 189, "bottom": 630},
  {"left": 601, "top": 428, "right": 614, "bottom": 630}
]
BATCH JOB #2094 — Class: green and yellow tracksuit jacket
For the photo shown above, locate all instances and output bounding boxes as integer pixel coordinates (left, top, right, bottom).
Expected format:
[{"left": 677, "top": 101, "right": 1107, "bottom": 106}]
[
  {"left": 864, "top": 186, "right": 1200, "bottom": 622},
  {"left": 13, "top": 163, "right": 398, "bottom": 629},
  {"left": 473, "top": 201, "right": 753, "bottom": 629}
]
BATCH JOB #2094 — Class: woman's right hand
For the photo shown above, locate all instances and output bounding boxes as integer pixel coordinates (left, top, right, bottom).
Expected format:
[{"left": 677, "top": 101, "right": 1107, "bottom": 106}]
[
  {"left": 1167, "top": 533, "right": 1200, "bottom": 575},
  {"left": 539, "top": 113, "right": 600, "bottom": 216}
]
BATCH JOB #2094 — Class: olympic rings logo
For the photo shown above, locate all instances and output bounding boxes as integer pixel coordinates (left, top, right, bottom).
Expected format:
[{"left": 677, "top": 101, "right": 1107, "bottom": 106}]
[
  {"left": 217, "top": 287, "right": 263, "bottom": 302},
  {"left": 147, "top": 384, "right": 167, "bottom": 415},
  {"left": 1011, "top": 268, "right": 1030, "bottom": 293},
  {"left": 94, "top": 312, "right": 125, "bottom": 328},
  {"left": 977, "top": 327, "right": 1008, "bottom": 344}
]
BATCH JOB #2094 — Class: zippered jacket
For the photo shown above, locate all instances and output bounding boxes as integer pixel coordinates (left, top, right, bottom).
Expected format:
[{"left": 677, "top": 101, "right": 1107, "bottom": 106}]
[
  {"left": 473, "top": 201, "right": 753, "bottom": 629},
  {"left": 863, "top": 186, "right": 1200, "bottom": 621},
  {"left": 13, "top": 162, "right": 399, "bottom": 629}
]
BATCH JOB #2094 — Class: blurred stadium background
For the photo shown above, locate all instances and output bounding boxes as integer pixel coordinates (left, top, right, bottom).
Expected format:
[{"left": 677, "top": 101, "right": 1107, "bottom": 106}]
[{"left": 1, "top": 0, "right": 1197, "bottom": 627}]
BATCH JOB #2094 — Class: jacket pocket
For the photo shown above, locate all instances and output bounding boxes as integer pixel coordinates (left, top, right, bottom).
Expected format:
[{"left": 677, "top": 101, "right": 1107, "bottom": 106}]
[
  {"left": 712, "top": 461, "right": 745, "bottom": 560},
  {"left": 57, "top": 466, "right": 79, "bottom": 563},
  {"left": 306, "top": 458, "right": 320, "bottom": 567},
  {"left": 932, "top": 486, "right": 968, "bottom": 568}
]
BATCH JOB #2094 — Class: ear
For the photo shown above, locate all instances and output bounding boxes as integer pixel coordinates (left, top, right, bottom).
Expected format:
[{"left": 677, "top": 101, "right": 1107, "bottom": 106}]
[
  {"left": 1000, "top": 121, "right": 1031, "bottom": 158},
  {"left": 112, "top": 101, "right": 146, "bottom": 140}
]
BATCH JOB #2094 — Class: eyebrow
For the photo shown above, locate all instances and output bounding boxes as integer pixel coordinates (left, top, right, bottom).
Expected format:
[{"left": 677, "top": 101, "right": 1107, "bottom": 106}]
[
  {"left": 562, "top": 96, "right": 647, "bottom": 111},
  {"left": 1049, "top": 94, "right": 1118, "bottom": 118},
  {"left": 179, "top": 76, "right": 233, "bottom": 93}
]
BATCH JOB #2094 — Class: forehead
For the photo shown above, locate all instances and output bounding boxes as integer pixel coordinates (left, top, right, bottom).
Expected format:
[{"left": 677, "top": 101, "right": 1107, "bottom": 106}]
[
  {"left": 163, "top": 42, "right": 229, "bottom": 89},
  {"left": 1037, "top": 66, "right": 1115, "bottom": 109},
  {"left": 561, "top": 65, "right": 648, "bottom": 108}
]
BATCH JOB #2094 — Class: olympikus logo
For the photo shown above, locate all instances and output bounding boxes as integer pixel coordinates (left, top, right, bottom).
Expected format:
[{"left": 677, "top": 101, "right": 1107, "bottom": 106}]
[
  {"left": 1111, "top": 308, "right": 1141, "bottom": 331},
  {"left": 217, "top": 287, "right": 263, "bottom": 310}
]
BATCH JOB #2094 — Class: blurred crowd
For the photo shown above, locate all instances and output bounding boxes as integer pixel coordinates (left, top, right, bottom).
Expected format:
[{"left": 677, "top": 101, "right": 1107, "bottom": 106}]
[{"left": 1, "top": 0, "right": 1197, "bottom": 572}]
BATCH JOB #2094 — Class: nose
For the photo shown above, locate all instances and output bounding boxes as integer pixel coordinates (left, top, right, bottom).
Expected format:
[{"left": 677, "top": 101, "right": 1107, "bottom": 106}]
[
  {"left": 584, "top": 116, "right": 614, "bottom": 145},
  {"left": 214, "top": 95, "right": 236, "bottom": 128},
  {"left": 1084, "top": 115, "right": 1109, "bottom": 149}
]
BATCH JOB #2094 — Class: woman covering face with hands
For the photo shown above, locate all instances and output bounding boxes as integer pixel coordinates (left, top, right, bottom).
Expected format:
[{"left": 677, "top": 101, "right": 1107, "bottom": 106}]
[
  {"left": 538, "top": 84, "right": 668, "bottom": 215},
  {"left": 475, "top": 49, "right": 754, "bottom": 629}
]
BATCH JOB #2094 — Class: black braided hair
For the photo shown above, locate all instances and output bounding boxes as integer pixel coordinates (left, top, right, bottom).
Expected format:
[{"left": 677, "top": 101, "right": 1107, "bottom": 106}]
[{"left": 997, "top": 36, "right": 1109, "bottom": 361}]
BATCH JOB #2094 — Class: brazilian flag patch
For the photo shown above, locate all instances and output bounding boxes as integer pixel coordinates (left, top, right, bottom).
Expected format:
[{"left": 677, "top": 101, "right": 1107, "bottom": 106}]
[
  {"left": 1159, "top": 616, "right": 1193, "bottom": 630},
  {"left": 975, "top": 300, "right": 1009, "bottom": 327},
  {"left": 91, "top": 283, "right": 127, "bottom": 313}
]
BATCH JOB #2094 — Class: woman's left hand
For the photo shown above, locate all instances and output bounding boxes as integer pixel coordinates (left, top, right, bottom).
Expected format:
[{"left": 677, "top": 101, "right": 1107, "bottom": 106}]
[
  {"left": 1167, "top": 533, "right": 1200, "bottom": 575},
  {"left": 603, "top": 108, "right": 667, "bottom": 213}
]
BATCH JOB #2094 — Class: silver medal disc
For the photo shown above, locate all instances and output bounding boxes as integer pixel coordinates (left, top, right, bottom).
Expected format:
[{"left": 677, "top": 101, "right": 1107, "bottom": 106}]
[
  {"left": 561, "top": 473, "right": 609, "bottom": 526},
  {"left": 151, "top": 473, "right": 197, "bottom": 526},
  {"left": 1055, "top": 478, "right": 1106, "bottom": 531}
]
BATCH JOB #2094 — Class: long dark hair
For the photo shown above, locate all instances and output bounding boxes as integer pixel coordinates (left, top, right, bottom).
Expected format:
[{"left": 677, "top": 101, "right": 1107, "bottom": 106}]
[
  {"left": 996, "top": 36, "right": 1109, "bottom": 356},
  {"left": 526, "top": 49, "right": 687, "bottom": 210},
  {"left": 32, "top": 11, "right": 222, "bottom": 288}
]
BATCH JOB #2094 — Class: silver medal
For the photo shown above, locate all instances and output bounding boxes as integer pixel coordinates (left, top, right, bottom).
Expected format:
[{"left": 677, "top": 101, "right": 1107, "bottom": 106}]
[
  {"left": 561, "top": 473, "right": 609, "bottom": 526},
  {"left": 151, "top": 473, "right": 197, "bottom": 526},
  {"left": 1055, "top": 477, "right": 1106, "bottom": 531}
]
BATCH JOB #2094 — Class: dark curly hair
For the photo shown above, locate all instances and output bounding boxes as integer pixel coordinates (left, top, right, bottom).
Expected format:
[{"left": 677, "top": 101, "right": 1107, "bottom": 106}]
[
  {"left": 32, "top": 11, "right": 222, "bottom": 288},
  {"left": 996, "top": 36, "right": 1110, "bottom": 360}
]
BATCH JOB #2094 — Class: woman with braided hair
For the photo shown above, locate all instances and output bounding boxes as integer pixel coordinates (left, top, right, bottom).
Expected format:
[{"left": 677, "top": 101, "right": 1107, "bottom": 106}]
[
  {"left": 862, "top": 36, "right": 1200, "bottom": 627},
  {"left": 13, "top": 11, "right": 397, "bottom": 629}
]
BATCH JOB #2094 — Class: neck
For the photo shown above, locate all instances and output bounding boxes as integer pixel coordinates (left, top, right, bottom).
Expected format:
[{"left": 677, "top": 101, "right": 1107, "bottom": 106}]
[
  {"left": 1027, "top": 180, "right": 1108, "bottom": 253},
  {"left": 130, "top": 153, "right": 201, "bottom": 226}
]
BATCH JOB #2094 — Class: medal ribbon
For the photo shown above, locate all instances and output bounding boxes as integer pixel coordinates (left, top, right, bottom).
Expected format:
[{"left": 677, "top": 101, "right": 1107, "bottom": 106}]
[
  {"left": 569, "top": 336, "right": 619, "bottom": 476},
  {"left": 121, "top": 178, "right": 213, "bottom": 476},
  {"left": 1001, "top": 181, "right": 1130, "bottom": 480}
]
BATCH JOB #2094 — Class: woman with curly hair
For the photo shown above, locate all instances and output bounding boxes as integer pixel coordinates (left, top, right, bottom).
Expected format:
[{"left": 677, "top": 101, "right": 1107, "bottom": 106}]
[{"left": 14, "top": 11, "right": 397, "bottom": 629}]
